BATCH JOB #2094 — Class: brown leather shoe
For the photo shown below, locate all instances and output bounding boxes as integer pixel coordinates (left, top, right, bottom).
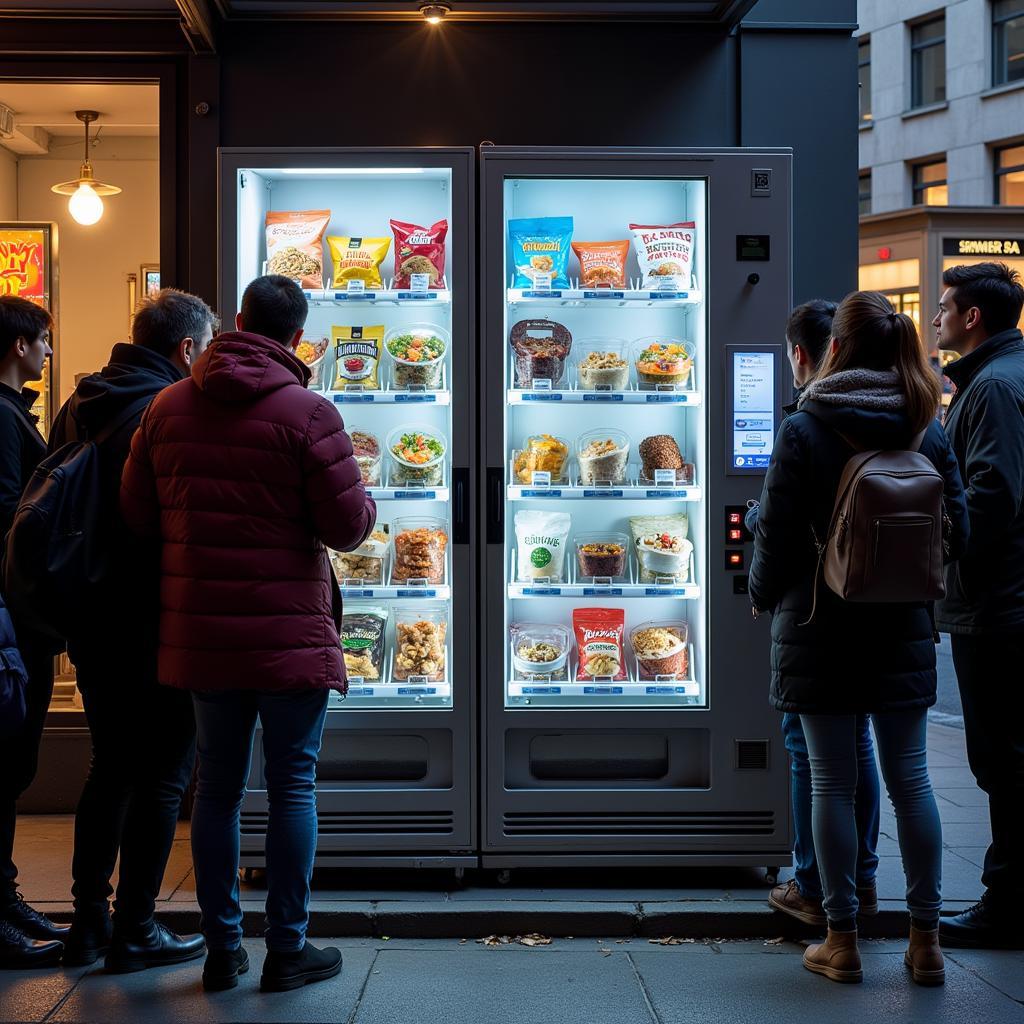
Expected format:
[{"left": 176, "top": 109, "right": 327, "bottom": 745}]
[
  {"left": 905, "top": 925, "right": 945, "bottom": 986},
  {"left": 769, "top": 880, "right": 826, "bottom": 927},
  {"left": 857, "top": 882, "right": 879, "bottom": 917},
  {"left": 803, "top": 928, "right": 863, "bottom": 984}
]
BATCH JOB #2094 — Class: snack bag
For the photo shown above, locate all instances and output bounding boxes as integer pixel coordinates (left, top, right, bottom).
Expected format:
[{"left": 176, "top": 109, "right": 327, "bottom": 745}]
[
  {"left": 573, "top": 607, "right": 626, "bottom": 681},
  {"left": 391, "top": 218, "right": 448, "bottom": 290},
  {"left": 340, "top": 605, "right": 389, "bottom": 681},
  {"left": 630, "top": 221, "right": 697, "bottom": 290},
  {"left": 265, "top": 210, "right": 330, "bottom": 288},
  {"left": 509, "top": 216, "right": 573, "bottom": 289},
  {"left": 327, "top": 236, "right": 391, "bottom": 289},
  {"left": 332, "top": 325, "right": 384, "bottom": 389},
  {"left": 571, "top": 240, "right": 629, "bottom": 288}
]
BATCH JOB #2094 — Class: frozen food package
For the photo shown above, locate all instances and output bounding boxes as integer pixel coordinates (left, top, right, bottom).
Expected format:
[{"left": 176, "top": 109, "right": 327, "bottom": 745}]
[
  {"left": 630, "top": 221, "right": 697, "bottom": 290},
  {"left": 509, "top": 216, "right": 573, "bottom": 289},
  {"left": 573, "top": 607, "right": 626, "bottom": 681},
  {"left": 510, "top": 319, "right": 572, "bottom": 387},
  {"left": 330, "top": 525, "right": 388, "bottom": 584},
  {"left": 327, "top": 235, "right": 391, "bottom": 289},
  {"left": 265, "top": 210, "right": 330, "bottom": 289},
  {"left": 515, "top": 509, "right": 571, "bottom": 582},
  {"left": 340, "top": 604, "right": 389, "bottom": 680},
  {"left": 571, "top": 240, "right": 629, "bottom": 288},
  {"left": 393, "top": 604, "right": 447, "bottom": 681},
  {"left": 350, "top": 429, "right": 382, "bottom": 485},
  {"left": 332, "top": 325, "right": 383, "bottom": 390},
  {"left": 392, "top": 516, "right": 448, "bottom": 583},
  {"left": 391, "top": 218, "right": 448, "bottom": 289},
  {"left": 631, "top": 621, "right": 689, "bottom": 680},
  {"left": 630, "top": 514, "right": 693, "bottom": 583}
]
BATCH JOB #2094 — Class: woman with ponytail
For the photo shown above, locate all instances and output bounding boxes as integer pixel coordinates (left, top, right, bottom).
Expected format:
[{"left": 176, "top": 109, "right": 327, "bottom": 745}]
[{"left": 749, "top": 291, "right": 969, "bottom": 986}]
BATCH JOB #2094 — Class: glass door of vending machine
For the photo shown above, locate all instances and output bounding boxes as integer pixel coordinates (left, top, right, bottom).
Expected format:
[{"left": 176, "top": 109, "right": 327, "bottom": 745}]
[
  {"left": 481, "top": 148, "right": 794, "bottom": 872},
  {"left": 220, "top": 149, "right": 476, "bottom": 869}
]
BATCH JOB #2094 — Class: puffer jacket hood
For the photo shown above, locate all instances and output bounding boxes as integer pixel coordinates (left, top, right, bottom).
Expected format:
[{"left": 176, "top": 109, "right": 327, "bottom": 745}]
[{"left": 192, "top": 331, "right": 310, "bottom": 404}]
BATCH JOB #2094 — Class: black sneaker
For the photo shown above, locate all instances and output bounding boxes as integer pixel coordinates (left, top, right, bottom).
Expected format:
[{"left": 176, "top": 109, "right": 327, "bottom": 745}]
[
  {"left": 203, "top": 946, "right": 250, "bottom": 992},
  {"left": 939, "top": 901, "right": 1023, "bottom": 950},
  {"left": 0, "top": 894, "right": 70, "bottom": 942},
  {"left": 105, "top": 923, "right": 206, "bottom": 974},
  {"left": 260, "top": 942, "right": 342, "bottom": 993},
  {"left": 62, "top": 913, "right": 113, "bottom": 967},
  {"left": 0, "top": 919, "right": 64, "bottom": 969}
]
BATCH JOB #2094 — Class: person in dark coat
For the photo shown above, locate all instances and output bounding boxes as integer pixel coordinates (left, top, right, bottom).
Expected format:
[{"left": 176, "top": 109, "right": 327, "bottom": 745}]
[
  {"left": 748, "top": 301, "right": 882, "bottom": 930},
  {"left": 120, "top": 275, "right": 376, "bottom": 994},
  {"left": 0, "top": 295, "right": 69, "bottom": 968},
  {"left": 48, "top": 290, "right": 216, "bottom": 972},
  {"left": 930, "top": 261, "right": 1024, "bottom": 949},
  {"left": 749, "top": 290, "right": 969, "bottom": 986}
]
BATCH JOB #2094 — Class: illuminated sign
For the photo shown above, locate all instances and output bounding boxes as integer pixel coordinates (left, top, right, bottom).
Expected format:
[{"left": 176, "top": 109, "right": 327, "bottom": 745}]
[
  {"left": 0, "top": 228, "right": 47, "bottom": 300},
  {"left": 942, "top": 237, "right": 1024, "bottom": 257}
]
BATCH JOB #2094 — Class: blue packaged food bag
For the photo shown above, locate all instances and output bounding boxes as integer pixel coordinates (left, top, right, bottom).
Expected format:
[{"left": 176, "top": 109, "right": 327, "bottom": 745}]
[{"left": 509, "top": 216, "right": 574, "bottom": 289}]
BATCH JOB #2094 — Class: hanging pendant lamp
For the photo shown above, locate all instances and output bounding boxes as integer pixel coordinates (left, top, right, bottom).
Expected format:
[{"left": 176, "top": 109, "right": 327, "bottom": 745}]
[{"left": 50, "top": 111, "right": 122, "bottom": 226}]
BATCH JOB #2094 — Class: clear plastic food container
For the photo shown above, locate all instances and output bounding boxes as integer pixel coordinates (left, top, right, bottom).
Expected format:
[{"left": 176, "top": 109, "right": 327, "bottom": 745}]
[
  {"left": 391, "top": 515, "right": 449, "bottom": 584},
  {"left": 633, "top": 337, "right": 695, "bottom": 390},
  {"left": 575, "top": 532, "right": 629, "bottom": 581},
  {"left": 575, "top": 428, "right": 630, "bottom": 485},
  {"left": 295, "top": 337, "right": 330, "bottom": 390},
  {"left": 510, "top": 623, "right": 571, "bottom": 677},
  {"left": 386, "top": 424, "right": 447, "bottom": 486},
  {"left": 575, "top": 339, "right": 630, "bottom": 392},
  {"left": 393, "top": 603, "right": 448, "bottom": 681},
  {"left": 384, "top": 323, "right": 448, "bottom": 390},
  {"left": 635, "top": 534, "right": 694, "bottom": 581},
  {"left": 630, "top": 621, "right": 690, "bottom": 680},
  {"left": 510, "top": 319, "right": 572, "bottom": 388},
  {"left": 350, "top": 429, "right": 382, "bottom": 486},
  {"left": 330, "top": 525, "right": 388, "bottom": 584},
  {"left": 513, "top": 434, "right": 570, "bottom": 484}
]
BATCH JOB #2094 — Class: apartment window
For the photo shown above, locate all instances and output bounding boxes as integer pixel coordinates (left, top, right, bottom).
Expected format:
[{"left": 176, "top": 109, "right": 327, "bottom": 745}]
[
  {"left": 911, "top": 15, "right": 946, "bottom": 107},
  {"left": 859, "top": 171, "right": 872, "bottom": 215},
  {"left": 858, "top": 36, "right": 872, "bottom": 122},
  {"left": 993, "top": 0, "right": 1024, "bottom": 86},
  {"left": 995, "top": 143, "right": 1024, "bottom": 203},
  {"left": 912, "top": 159, "right": 949, "bottom": 205}
]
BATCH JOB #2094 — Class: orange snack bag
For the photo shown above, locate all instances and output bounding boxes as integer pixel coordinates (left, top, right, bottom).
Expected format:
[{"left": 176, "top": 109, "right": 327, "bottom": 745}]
[
  {"left": 571, "top": 240, "right": 630, "bottom": 288},
  {"left": 265, "top": 210, "right": 330, "bottom": 289}
]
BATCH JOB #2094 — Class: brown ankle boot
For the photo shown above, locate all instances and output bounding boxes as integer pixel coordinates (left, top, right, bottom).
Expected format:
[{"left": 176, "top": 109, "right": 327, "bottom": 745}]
[
  {"left": 905, "top": 925, "right": 945, "bottom": 986},
  {"left": 803, "top": 927, "right": 863, "bottom": 984}
]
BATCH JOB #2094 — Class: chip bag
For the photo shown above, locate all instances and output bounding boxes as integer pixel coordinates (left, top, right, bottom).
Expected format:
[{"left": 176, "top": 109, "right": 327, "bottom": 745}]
[
  {"left": 571, "top": 240, "right": 630, "bottom": 288},
  {"left": 327, "top": 236, "right": 391, "bottom": 289},
  {"left": 391, "top": 218, "right": 448, "bottom": 290},
  {"left": 332, "top": 325, "right": 384, "bottom": 390},
  {"left": 509, "top": 216, "right": 573, "bottom": 289},
  {"left": 573, "top": 607, "right": 626, "bottom": 682},
  {"left": 630, "top": 221, "right": 697, "bottom": 290},
  {"left": 265, "top": 210, "right": 330, "bottom": 289}
]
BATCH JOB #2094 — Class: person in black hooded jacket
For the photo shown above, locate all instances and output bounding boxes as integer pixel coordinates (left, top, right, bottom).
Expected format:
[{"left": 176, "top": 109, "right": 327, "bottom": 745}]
[
  {"left": 749, "top": 291, "right": 969, "bottom": 987},
  {"left": 47, "top": 289, "right": 216, "bottom": 973}
]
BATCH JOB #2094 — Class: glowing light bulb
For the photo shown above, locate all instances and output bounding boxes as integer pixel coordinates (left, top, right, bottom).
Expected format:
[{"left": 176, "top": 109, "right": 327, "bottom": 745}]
[{"left": 68, "top": 182, "right": 103, "bottom": 225}]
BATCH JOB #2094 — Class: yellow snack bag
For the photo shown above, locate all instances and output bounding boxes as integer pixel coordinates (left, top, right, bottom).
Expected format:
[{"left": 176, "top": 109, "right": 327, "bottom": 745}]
[
  {"left": 332, "top": 325, "right": 384, "bottom": 390},
  {"left": 327, "top": 236, "right": 391, "bottom": 289}
]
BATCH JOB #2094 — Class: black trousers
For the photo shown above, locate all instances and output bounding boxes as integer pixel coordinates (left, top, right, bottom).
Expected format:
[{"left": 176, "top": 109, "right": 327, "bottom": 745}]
[
  {"left": 71, "top": 662, "right": 196, "bottom": 932},
  {"left": 950, "top": 633, "right": 1024, "bottom": 911},
  {"left": 0, "top": 636, "right": 55, "bottom": 903}
]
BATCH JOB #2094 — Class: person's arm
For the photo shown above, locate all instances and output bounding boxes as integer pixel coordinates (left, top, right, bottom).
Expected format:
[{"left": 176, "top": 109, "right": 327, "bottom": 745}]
[
  {"left": 936, "top": 429, "right": 969, "bottom": 564},
  {"left": 0, "top": 404, "right": 25, "bottom": 543},
  {"left": 301, "top": 400, "right": 376, "bottom": 553},
  {"left": 119, "top": 413, "right": 161, "bottom": 539}
]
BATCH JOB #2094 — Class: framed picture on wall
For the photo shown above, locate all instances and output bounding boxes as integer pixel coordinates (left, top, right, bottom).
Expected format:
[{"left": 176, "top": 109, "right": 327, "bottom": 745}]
[{"left": 141, "top": 263, "right": 160, "bottom": 298}]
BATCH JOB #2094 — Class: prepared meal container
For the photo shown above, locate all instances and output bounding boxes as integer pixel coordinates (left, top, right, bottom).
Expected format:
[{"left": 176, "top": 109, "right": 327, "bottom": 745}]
[
  {"left": 630, "top": 514, "right": 693, "bottom": 583},
  {"left": 638, "top": 435, "right": 695, "bottom": 484},
  {"left": 350, "top": 429, "right": 382, "bottom": 486},
  {"left": 575, "top": 533, "right": 629, "bottom": 581},
  {"left": 340, "top": 604, "right": 388, "bottom": 680},
  {"left": 513, "top": 434, "right": 570, "bottom": 484},
  {"left": 631, "top": 621, "right": 690, "bottom": 680},
  {"left": 510, "top": 319, "right": 572, "bottom": 388},
  {"left": 515, "top": 510, "right": 571, "bottom": 582},
  {"left": 393, "top": 604, "right": 447, "bottom": 681},
  {"left": 573, "top": 607, "right": 627, "bottom": 681},
  {"left": 387, "top": 425, "right": 446, "bottom": 486},
  {"left": 385, "top": 324, "right": 448, "bottom": 390},
  {"left": 510, "top": 623, "right": 571, "bottom": 678},
  {"left": 575, "top": 428, "right": 630, "bottom": 485},
  {"left": 330, "top": 525, "right": 388, "bottom": 584},
  {"left": 295, "top": 338, "right": 330, "bottom": 389},
  {"left": 634, "top": 338, "right": 695, "bottom": 390},
  {"left": 391, "top": 516, "right": 448, "bottom": 584},
  {"left": 575, "top": 342, "right": 630, "bottom": 392}
]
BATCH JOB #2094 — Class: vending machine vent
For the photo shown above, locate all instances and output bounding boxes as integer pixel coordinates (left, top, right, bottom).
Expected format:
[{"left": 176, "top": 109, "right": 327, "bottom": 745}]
[
  {"left": 502, "top": 810, "right": 774, "bottom": 838},
  {"left": 242, "top": 810, "right": 455, "bottom": 837},
  {"left": 735, "top": 740, "right": 770, "bottom": 771}
]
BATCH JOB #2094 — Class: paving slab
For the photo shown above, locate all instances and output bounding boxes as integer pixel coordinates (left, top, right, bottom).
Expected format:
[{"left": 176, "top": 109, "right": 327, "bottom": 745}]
[
  {"left": 0, "top": 964, "right": 93, "bottom": 1024},
  {"left": 936, "top": 787, "right": 989, "bottom": 807},
  {"left": 946, "top": 950, "right": 1024, "bottom": 1003}
]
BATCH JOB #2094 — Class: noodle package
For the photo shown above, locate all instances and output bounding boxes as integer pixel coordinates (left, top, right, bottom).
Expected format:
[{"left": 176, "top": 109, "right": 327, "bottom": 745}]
[
  {"left": 327, "top": 236, "right": 391, "bottom": 289},
  {"left": 509, "top": 216, "right": 573, "bottom": 289},
  {"left": 630, "top": 221, "right": 697, "bottom": 290},
  {"left": 391, "top": 218, "right": 448, "bottom": 289},
  {"left": 265, "top": 210, "right": 330, "bottom": 289}
]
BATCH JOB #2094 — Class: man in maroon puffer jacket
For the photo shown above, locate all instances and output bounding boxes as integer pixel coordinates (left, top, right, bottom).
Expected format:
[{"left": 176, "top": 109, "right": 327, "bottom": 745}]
[{"left": 121, "top": 275, "right": 375, "bottom": 994}]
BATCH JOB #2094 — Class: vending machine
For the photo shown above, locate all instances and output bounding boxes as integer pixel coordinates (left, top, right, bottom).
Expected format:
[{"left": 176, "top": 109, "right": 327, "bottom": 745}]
[
  {"left": 219, "top": 148, "right": 477, "bottom": 870},
  {"left": 479, "top": 147, "right": 793, "bottom": 876}
]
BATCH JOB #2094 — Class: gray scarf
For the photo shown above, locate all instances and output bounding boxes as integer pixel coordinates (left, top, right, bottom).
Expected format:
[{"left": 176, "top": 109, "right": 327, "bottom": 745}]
[{"left": 797, "top": 368, "right": 905, "bottom": 411}]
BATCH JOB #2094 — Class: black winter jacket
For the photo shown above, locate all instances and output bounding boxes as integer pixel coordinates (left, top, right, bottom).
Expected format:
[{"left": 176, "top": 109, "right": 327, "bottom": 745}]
[
  {"left": 0, "top": 383, "right": 46, "bottom": 546},
  {"left": 48, "top": 343, "right": 183, "bottom": 674},
  {"left": 935, "top": 328, "right": 1024, "bottom": 634},
  {"left": 749, "top": 401, "right": 969, "bottom": 715}
]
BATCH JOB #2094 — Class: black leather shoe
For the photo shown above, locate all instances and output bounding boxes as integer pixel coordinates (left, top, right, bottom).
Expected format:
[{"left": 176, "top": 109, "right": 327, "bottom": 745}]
[
  {"left": 0, "top": 919, "right": 64, "bottom": 969},
  {"left": 62, "top": 913, "right": 113, "bottom": 967},
  {"left": 203, "top": 946, "right": 250, "bottom": 992},
  {"left": 939, "top": 901, "right": 1024, "bottom": 949},
  {"left": 0, "top": 894, "right": 70, "bottom": 942},
  {"left": 105, "top": 923, "right": 206, "bottom": 974},
  {"left": 261, "top": 942, "right": 342, "bottom": 992}
]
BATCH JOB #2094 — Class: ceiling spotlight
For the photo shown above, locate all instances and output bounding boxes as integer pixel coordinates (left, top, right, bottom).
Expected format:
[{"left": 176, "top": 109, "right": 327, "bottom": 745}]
[
  {"left": 420, "top": 2, "right": 451, "bottom": 24},
  {"left": 50, "top": 111, "right": 121, "bottom": 226}
]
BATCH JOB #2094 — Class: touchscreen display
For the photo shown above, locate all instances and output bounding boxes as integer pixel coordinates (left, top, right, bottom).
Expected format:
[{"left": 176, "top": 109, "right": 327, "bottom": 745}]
[{"left": 732, "top": 351, "right": 775, "bottom": 470}]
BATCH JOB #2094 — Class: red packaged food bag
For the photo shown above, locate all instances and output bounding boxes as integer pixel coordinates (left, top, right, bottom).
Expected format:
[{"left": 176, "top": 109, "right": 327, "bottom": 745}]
[
  {"left": 391, "top": 218, "right": 449, "bottom": 290},
  {"left": 573, "top": 607, "right": 626, "bottom": 681}
]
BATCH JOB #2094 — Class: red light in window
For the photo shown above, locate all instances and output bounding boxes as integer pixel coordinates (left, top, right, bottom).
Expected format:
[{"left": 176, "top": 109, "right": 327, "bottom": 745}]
[{"left": 877, "top": 246, "right": 892, "bottom": 261}]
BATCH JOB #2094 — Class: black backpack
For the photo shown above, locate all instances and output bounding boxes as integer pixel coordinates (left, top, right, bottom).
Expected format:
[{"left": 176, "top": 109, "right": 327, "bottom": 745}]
[{"left": 4, "top": 395, "right": 152, "bottom": 642}]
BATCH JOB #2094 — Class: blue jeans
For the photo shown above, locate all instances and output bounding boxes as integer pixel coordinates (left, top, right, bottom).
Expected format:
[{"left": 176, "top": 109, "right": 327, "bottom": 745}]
[
  {"left": 190, "top": 688, "right": 329, "bottom": 952},
  {"left": 783, "top": 712, "right": 879, "bottom": 900},
  {"left": 801, "top": 710, "right": 942, "bottom": 928}
]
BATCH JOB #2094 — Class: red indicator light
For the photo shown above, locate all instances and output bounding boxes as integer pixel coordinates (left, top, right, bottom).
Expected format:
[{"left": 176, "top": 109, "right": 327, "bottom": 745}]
[
  {"left": 878, "top": 246, "right": 892, "bottom": 260},
  {"left": 728, "top": 512, "right": 742, "bottom": 525},
  {"left": 729, "top": 529, "right": 743, "bottom": 541},
  {"left": 728, "top": 552, "right": 742, "bottom": 565}
]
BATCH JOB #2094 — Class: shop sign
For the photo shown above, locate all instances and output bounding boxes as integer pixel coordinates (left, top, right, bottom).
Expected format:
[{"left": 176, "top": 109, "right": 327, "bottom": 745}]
[
  {"left": 0, "top": 228, "right": 47, "bottom": 300},
  {"left": 942, "top": 237, "right": 1024, "bottom": 257}
]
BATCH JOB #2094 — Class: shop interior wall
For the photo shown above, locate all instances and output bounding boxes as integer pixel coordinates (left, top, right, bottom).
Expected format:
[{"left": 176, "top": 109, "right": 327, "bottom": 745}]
[{"left": 0, "top": 148, "right": 16, "bottom": 221}]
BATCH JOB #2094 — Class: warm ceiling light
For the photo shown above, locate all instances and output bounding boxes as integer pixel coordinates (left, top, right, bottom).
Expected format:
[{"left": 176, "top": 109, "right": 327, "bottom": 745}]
[
  {"left": 420, "top": 2, "right": 451, "bottom": 24},
  {"left": 50, "top": 111, "right": 122, "bottom": 226}
]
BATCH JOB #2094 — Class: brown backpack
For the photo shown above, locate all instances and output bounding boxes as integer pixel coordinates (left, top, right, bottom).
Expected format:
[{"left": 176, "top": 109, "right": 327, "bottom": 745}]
[{"left": 804, "top": 428, "right": 945, "bottom": 623}]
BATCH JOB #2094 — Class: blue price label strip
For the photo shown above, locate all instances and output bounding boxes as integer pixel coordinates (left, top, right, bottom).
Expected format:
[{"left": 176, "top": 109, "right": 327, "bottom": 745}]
[
  {"left": 331, "top": 291, "right": 378, "bottom": 301},
  {"left": 397, "top": 687, "right": 438, "bottom": 695},
  {"left": 583, "top": 490, "right": 624, "bottom": 498},
  {"left": 522, "top": 489, "right": 562, "bottom": 497},
  {"left": 645, "top": 490, "right": 689, "bottom": 499},
  {"left": 582, "top": 291, "right": 625, "bottom": 299},
  {"left": 583, "top": 686, "right": 624, "bottom": 695},
  {"left": 649, "top": 291, "right": 688, "bottom": 300},
  {"left": 582, "top": 393, "right": 624, "bottom": 402},
  {"left": 523, "top": 290, "right": 563, "bottom": 299},
  {"left": 645, "top": 686, "right": 688, "bottom": 694},
  {"left": 334, "top": 394, "right": 374, "bottom": 403},
  {"left": 522, "top": 587, "right": 560, "bottom": 596},
  {"left": 583, "top": 588, "right": 623, "bottom": 596},
  {"left": 397, "top": 589, "right": 437, "bottom": 598},
  {"left": 645, "top": 394, "right": 683, "bottom": 403},
  {"left": 522, "top": 687, "right": 562, "bottom": 694},
  {"left": 522, "top": 393, "right": 563, "bottom": 402},
  {"left": 394, "top": 394, "right": 437, "bottom": 403},
  {"left": 341, "top": 589, "right": 375, "bottom": 598},
  {"left": 347, "top": 688, "right": 375, "bottom": 696},
  {"left": 395, "top": 293, "right": 438, "bottom": 301},
  {"left": 393, "top": 491, "right": 436, "bottom": 500},
  {"left": 644, "top": 587, "right": 687, "bottom": 596}
]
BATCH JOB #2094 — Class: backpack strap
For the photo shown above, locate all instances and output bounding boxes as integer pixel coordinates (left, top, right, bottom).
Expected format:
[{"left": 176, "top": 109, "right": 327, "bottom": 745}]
[{"left": 90, "top": 394, "right": 155, "bottom": 447}]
